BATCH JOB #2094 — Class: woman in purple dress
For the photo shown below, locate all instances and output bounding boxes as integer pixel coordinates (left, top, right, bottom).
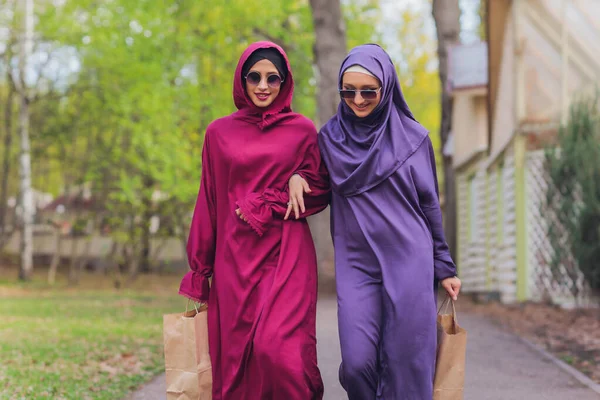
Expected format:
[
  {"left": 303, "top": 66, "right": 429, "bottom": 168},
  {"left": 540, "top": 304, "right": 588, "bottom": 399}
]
[{"left": 289, "top": 44, "right": 462, "bottom": 399}]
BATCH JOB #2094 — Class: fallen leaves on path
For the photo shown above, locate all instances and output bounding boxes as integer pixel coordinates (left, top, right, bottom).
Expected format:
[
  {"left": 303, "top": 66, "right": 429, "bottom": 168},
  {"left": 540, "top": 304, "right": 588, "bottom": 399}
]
[{"left": 458, "top": 297, "right": 600, "bottom": 383}]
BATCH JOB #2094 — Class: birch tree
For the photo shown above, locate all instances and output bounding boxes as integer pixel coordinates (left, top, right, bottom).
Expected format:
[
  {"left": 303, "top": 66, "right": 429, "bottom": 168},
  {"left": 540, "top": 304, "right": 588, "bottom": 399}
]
[{"left": 16, "top": 0, "right": 34, "bottom": 281}]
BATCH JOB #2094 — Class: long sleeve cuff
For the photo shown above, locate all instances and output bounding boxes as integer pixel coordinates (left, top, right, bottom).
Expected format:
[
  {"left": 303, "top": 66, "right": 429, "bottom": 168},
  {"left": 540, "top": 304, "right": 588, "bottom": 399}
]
[
  {"left": 236, "top": 193, "right": 274, "bottom": 237},
  {"left": 434, "top": 258, "right": 457, "bottom": 281},
  {"left": 179, "top": 270, "right": 210, "bottom": 302}
]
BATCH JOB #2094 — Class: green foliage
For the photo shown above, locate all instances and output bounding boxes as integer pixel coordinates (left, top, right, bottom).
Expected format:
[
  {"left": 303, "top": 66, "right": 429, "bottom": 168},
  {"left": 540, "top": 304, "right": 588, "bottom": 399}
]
[
  {"left": 545, "top": 94, "right": 600, "bottom": 293},
  {"left": 22, "top": 0, "right": 379, "bottom": 260},
  {"left": 27, "top": 1, "right": 329, "bottom": 261},
  {"left": 344, "top": 0, "right": 382, "bottom": 48},
  {"left": 393, "top": 8, "right": 443, "bottom": 176},
  {"left": 1, "top": 0, "right": 441, "bottom": 266},
  {"left": 478, "top": 0, "right": 487, "bottom": 40}
]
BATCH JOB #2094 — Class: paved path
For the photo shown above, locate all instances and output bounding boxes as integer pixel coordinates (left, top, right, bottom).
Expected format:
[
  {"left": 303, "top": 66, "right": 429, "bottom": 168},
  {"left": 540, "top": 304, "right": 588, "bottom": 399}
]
[
  {"left": 127, "top": 286, "right": 599, "bottom": 399},
  {"left": 460, "top": 312, "right": 598, "bottom": 400}
]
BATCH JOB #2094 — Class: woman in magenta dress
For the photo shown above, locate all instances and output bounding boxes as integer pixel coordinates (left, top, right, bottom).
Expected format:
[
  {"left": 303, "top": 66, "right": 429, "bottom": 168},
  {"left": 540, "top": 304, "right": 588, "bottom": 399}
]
[{"left": 179, "top": 41, "right": 330, "bottom": 399}]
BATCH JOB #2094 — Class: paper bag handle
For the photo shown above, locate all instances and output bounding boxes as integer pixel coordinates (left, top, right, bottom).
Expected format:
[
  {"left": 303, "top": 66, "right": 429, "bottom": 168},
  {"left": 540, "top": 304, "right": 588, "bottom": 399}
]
[
  {"left": 437, "top": 296, "right": 458, "bottom": 325},
  {"left": 186, "top": 299, "right": 200, "bottom": 314}
]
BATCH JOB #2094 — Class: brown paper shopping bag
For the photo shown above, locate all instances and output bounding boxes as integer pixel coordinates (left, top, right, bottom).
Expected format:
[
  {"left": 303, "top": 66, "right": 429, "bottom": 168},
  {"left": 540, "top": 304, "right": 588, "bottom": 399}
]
[
  {"left": 163, "top": 302, "right": 212, "bottom": 400},
  {"left": 433, "top": 297, "right": 467, "bottom": 400}
]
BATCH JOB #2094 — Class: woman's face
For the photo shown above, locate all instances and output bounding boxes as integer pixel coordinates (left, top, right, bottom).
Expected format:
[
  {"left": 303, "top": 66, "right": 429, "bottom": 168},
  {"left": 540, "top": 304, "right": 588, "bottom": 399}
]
[
  {"left": 245, "top": 59, "right": 282, "bottom": 108},
  {"left": 341, "top": 72, "right": 382, "bottom": 118}
]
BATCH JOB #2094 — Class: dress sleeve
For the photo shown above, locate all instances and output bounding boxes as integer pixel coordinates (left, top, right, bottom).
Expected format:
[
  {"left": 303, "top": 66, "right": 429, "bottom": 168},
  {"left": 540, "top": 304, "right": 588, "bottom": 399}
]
[
  {"left": 413, "top": 136, "right": 457, "bottom": 281},
  {"left": 236, "top": 135, "right": 331, "bottom": 237},
  {"left": 179, "top": 131, "right": 217, "bottom": 302}
]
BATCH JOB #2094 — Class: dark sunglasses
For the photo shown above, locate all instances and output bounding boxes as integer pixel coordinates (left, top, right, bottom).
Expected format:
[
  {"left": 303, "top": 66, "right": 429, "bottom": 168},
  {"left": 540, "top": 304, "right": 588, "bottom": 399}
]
[
  {"left": 245, "top": 71, "right": 284, "bottom": 88},
  {"left": 339, "top": 87, "right": 382, "bottom": 100}
]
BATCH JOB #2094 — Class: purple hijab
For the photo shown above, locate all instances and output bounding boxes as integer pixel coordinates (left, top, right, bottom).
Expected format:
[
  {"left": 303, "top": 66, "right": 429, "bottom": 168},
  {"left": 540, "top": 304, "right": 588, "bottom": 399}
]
[{"left": 318, "top": 44, "right": 429, "bottom": 197}]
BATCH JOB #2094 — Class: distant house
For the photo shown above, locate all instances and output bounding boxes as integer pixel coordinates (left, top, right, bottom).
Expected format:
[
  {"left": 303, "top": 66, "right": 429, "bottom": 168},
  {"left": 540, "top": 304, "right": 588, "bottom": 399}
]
[
  {"left": 39, "top": 183, "right": 101, "bottom": 235},
  {"left": 6, "top": 189, "right": 54, "bottom": 229},
  {"left": 40, "top": 184, "right": 177, "bottom": 236},
  {"left": 449, "top": 0, "right": 600, "bottom": 306},
  {"left": 42, "top": 193, "right": 96, "bottom": 216}
]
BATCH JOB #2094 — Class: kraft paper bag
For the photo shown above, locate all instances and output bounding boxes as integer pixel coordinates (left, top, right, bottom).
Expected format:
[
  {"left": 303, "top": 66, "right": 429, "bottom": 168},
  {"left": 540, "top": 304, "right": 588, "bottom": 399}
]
[
  {"left": 163, "top": 302, "right": 212, "bottom": 400},
  {"left": 434, "top": 297, "right": 467, "bottom": 400}
]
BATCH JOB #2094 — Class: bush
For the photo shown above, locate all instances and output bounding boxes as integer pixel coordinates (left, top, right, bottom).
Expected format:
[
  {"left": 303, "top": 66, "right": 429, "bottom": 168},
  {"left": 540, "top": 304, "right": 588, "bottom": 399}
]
[{"left": 546, "top": 94, "right": 600, "bottom": 293}]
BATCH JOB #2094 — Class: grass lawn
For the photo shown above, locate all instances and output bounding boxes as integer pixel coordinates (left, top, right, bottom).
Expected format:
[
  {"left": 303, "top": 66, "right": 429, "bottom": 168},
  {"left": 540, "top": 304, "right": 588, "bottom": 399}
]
[{"left": 0, "top": 265, "right": 185, "bottom": 400}]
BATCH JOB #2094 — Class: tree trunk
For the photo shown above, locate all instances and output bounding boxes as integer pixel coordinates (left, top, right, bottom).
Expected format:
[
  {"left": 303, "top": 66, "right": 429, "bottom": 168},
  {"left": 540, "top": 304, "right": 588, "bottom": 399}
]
[
  {"left": 150, "top": 236, "right": 168, "bottom": 270},
  {"left": 139, "top": 177, "right": 154, "bottom": 273},
  {"left": 309, "top": 0, "right": 347, "bottom": 268},
  {"left": 0, "top": 62, "right": 14, "bottom": 250},
  {"left": 0, "top": 0, "right": 16, "bottom": 250},
  {"left": 174, "top": 207, "right": 189, "bottom": 265},
  {"left": 17, "top": 0, "right": 34, "bottom": 281},
  {"left": 309, "top": 0, "right": 347, "bottom": 127},
  {"left": 442, "top": 157, "right": 457, "bottom": 257},
  {"left": 76, "top": 237, "right": 92, "bottom": 277},
  {"left": 105, "top": 241, "right": 123, "bottom": 289},
  {"left": 48, "top": 224, "right": 62, "bottom": 285},
  {"left": 432, "top": 0, "right": 460, "bottom": 258},
  {"left": 127, "top": 242, "right": 141, "bottom": 284},
  {"left": 68, "top": 235, "right": 79, "bottom": 284},
  {"left": 139, "top": 222, "right": 151, "bottom": 273}
]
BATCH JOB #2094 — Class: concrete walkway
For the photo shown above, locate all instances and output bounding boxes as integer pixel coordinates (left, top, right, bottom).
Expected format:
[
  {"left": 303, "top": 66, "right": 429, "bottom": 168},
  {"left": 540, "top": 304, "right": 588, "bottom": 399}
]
[{"left": 126, "top": 290, "right": 599, "bottom": 399}]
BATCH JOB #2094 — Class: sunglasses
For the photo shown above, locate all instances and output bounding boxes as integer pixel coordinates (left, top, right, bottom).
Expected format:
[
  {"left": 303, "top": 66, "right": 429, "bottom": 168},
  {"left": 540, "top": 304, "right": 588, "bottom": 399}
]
[
  {"left": 245, "top": 71, "right": 284, "bottom": 88},
  {"left": 339, "top": 87, "right": 382, "bottom": 100}
]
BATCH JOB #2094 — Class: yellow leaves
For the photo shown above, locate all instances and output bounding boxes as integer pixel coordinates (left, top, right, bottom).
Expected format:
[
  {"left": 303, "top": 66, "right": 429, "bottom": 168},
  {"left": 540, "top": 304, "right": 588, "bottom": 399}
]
[
  {"left": 389, "top": 6, "right": 444, "bottom": 177},
  {"left": 393, "top": 8, "right": 441, "bottom": 136}
]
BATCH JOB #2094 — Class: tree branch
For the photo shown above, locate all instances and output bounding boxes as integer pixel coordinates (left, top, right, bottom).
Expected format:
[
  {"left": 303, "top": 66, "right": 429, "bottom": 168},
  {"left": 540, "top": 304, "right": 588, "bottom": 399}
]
[{"left": 251, "top": 28, "right": 293, "bottom": 52}]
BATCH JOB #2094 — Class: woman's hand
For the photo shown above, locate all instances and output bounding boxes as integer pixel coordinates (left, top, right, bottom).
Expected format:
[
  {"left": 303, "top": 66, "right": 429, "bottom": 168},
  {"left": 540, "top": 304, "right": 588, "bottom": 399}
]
[
  {"left": 285, "top": 174, "right": 311, "bottom": 220},
  {"left": 441, "top": 276, "right": 461, "bottom": 301},
  {"left": 235, "top": 208, "right": 248, "bottom": 223}
]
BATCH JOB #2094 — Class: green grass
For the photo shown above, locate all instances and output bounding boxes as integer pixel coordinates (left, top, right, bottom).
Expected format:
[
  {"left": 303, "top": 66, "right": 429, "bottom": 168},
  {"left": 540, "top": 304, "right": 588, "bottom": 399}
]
[
  {"left": 0, "top": 267, "right": 184, "bottom": 400},
  {"left": 560, "top": 354, "right": 575, "bottom": 365}
]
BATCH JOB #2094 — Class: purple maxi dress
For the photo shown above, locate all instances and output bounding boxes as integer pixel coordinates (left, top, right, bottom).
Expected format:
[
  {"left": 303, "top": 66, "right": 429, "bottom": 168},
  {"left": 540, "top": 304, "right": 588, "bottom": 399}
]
[{"left": 318, "top": 44, "right": 457, "bottom": 399}]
